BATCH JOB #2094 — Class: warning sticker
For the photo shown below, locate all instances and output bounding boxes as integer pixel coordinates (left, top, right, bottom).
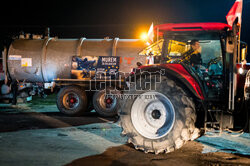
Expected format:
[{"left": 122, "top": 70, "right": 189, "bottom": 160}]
[
  {"left": 21, "top": 58, "right": 32, "bottom": 67},
  {"left": 9, "top": 55, "right": 22, "bottom": 60}
]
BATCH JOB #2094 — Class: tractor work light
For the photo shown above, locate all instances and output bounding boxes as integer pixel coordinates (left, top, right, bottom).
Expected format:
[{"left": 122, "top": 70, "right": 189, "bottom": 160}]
[
  {"left": 238, "top": 67, "right": 244, "bottom": 74},
  {"left": 140, "top": 32, "right": 148, "bottom": 41}
]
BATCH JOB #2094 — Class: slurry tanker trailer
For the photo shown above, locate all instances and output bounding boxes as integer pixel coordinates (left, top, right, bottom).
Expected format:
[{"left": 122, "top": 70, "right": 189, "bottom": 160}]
[{"left": 0, "top": 34, "right": 146, "bottom": 117}]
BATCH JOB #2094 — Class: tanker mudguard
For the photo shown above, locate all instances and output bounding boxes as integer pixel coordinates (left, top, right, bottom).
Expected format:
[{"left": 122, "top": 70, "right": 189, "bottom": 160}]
[{"left": 133, "top": 63, "right": 205, "bottom": 100}]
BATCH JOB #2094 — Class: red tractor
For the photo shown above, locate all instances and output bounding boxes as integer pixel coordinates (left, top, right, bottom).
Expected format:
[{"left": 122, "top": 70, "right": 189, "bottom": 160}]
[{"left": 119, "top": 22, "right": 250, "bottom": 154}]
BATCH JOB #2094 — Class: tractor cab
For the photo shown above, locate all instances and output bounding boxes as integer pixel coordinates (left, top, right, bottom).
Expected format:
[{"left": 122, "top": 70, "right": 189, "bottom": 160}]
[{"left": 139, "top": 23, "right": 230, "bottom": 101}]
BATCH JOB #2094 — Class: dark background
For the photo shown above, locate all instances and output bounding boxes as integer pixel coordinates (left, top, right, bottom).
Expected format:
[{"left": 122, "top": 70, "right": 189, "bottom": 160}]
[{"left": 0, "top": 0, "right": 249, "bottom": 60}]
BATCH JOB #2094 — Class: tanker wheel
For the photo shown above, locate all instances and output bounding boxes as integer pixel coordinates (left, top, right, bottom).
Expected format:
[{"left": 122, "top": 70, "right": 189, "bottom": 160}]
[
  {"left": 56, "top": 86, "right": 88, "bottom": 116},
  {"left": 119, "top": 76, "right": 199, "bottom": 154},
  {"left": 93, "top": 89, "right": 120, "bottom": 117}
]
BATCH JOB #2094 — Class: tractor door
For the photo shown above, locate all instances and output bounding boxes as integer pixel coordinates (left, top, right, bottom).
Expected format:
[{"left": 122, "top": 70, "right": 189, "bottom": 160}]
[{"left": 162, "top": 32, "right": 225, "bottom": 101}]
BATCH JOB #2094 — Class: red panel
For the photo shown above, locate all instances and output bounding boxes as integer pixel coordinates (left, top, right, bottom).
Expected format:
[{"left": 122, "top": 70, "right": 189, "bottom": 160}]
[
  {"left": 163, "top": 64, "right": 204, "bottom": 100},
  {"left": 138, "top": 64, "right": 205, "bottom": 100},
  {"left": 154, "top": 22, "right": 231, "bottom": 35}
]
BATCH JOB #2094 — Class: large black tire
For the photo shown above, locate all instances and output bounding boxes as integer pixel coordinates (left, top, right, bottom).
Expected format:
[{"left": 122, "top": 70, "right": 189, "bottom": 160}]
[
  {"left": 119, "top": 76, "right": 199, "bottom": 154},
  {"left": 56, "top": 86, "right": 88, "bottom": 116},
  {"left": 93, "top": 89, "right": 120, "bottom": 117}
]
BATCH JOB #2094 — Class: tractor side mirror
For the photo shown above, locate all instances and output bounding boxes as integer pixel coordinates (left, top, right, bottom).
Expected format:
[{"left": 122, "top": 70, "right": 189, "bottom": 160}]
[
  {"left": 240, "top": 43, "right": 248, "bottom": 63},
  {"left": 241, "top": 48, "right": 247, "bottom": 63}
]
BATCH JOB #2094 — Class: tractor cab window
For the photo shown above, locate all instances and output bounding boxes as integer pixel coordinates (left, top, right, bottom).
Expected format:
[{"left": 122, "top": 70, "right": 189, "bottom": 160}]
[
  {"left": 139, "top": 38, "right": 224, "bottom": 78},
  {"left": 165, "top": 39, "right": 223, "bottom": 98},
  {"left": 199, "top": 40, "right": 223, "bottom": 98},
  {"left": 139, "top": 39, "right": 164, "bottom": 64},
  {"left": 165, "top": 39, "right": 223, "bottom": 75},
  {"left": 199, "top": 40, "right": 223, "bottom": 75},
  {"left": 166, "top": 40, "right": 221, "bottom": 63},
  {"left": 166, "top": 40, "right": 188, "bottom": 62}
]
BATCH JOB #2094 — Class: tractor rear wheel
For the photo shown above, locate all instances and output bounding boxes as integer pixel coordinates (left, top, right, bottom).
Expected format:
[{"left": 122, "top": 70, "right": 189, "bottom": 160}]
[{"left": 119, "top": 76, "right": 199, "bottom": 154}]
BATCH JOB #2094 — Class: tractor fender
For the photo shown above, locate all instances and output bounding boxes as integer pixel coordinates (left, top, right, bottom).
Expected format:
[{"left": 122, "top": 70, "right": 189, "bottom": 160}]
[{"left": 130, "top": 64, "right": 205, "bottom": 100}]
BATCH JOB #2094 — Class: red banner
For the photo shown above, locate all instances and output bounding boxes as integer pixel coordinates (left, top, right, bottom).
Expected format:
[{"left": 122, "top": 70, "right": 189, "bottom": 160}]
[{"left": 226, "top": 0, "right": 243, "bottom": 27}]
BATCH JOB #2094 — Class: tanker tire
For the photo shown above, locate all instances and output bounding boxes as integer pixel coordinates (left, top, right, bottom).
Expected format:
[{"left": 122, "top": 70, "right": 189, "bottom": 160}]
[
  {"left": 93, "top": 89, "right": 120, "bottom": 117},
  {"left": 119, "top": 76, "right": 199, "bottom": 154},
  {"left": 56, "top": 86, "right": 88, "bottom": 116}
]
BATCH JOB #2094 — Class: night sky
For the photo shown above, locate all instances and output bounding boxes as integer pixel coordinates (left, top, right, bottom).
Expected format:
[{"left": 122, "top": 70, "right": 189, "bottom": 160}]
[{"left": 1, "top": 0, "right": 250, "bottom": 49}]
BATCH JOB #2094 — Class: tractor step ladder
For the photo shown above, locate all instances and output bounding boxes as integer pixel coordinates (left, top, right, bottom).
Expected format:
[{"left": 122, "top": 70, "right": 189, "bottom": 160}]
[{"left": 204, "top": 109, "right": 223, "bottom": 134}]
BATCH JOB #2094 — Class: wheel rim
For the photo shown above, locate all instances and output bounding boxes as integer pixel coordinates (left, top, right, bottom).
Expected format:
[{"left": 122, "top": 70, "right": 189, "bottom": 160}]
[
  {"left": 98, "top": 91, "right": 117, "bottom": 111},
  {"left": 62, "top": 92, "right": 80, "bottom": 110},
  {"left": 131, "top": 91, "right": 175, "bottom": 139}
]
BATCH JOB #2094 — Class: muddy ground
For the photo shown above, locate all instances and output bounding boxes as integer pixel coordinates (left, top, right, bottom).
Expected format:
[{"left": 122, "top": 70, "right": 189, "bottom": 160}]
[{"left": 0, "top": 95, "right": 249, "bottom": 166}]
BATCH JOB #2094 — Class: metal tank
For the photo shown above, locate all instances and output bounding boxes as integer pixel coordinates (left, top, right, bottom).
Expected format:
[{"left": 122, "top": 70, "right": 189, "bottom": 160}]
[{"left": 7, "top": 38, "right": 146, "bottom": 82}]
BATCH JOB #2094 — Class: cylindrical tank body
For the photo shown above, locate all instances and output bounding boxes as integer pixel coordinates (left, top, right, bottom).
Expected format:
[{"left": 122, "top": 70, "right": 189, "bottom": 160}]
[{"left": 7, "top": 38, "right": 146, "bottom": 82}]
